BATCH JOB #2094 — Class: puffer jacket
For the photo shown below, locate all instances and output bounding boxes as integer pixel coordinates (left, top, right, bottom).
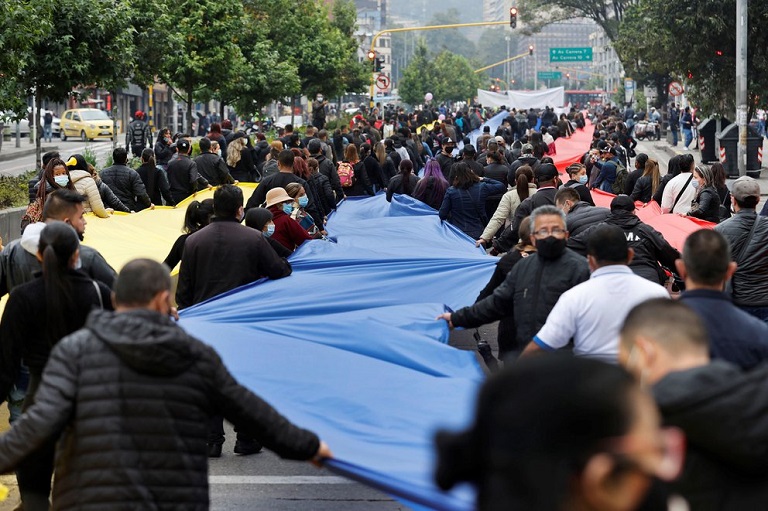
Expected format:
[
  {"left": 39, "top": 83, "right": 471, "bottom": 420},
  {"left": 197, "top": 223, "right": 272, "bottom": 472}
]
[
  {"left": 0, "top": 309, "right": 320, "bottom": 510},
  {"left": 452, "top": 249, "right": 590, "bottom": 346},
  {"left": 96, "top": 179, "right": 130, "bottom": 212},
  {"left": 506, "top": 155, "right": 540, "bottom": 184},
  {"left": 439, "top": 178, "right": 506, "bottom": 240},
  {"left": 715, "top": 210, "right": 768, "bottom": 307},
  {"left": 569, "top": 211, "right": 680, "bottom": 284},
  {"left": 100, "top": 164, "right": 151, "bottom": 212},
  {"left": 654, "top": 361, "right": 768, "bottom": 510},
  {"left": 565, "top": 202, "right": 610, "bottom": 237},
  {"left": 69, "top": 169, "right": 110, "bottom": 218},
  {"left": 630, "top": 174, "right": 654, "bottom": 203},
  {"left": 315, "top": 154, "right": 343, "bottom": 203}
]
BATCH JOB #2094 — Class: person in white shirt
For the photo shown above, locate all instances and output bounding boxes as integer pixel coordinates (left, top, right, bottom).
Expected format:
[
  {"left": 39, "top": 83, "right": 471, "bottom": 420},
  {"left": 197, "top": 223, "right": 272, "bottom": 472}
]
[
  {"left": 522, "top": 224, "right": 670, "bottom": 363},
  {"left": 661, "top": 156, "right": 696, "bottom": 214}
]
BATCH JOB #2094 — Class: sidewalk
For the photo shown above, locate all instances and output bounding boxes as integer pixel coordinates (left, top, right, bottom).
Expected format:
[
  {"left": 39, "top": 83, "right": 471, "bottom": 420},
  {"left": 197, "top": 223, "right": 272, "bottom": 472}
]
[{"left": 0, "top": 138, "right": 59, "bottom": 163}]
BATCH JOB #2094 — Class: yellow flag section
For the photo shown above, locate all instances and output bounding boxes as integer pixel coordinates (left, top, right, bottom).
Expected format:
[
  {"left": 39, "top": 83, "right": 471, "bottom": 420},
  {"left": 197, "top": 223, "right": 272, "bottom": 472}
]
[{"left": 80, "top": 184, "right": 258, "bottom": 274}]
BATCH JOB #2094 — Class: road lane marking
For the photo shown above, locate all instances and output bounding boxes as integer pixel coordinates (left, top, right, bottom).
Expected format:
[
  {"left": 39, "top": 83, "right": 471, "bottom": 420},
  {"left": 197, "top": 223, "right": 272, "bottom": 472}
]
[{"left": 209, "top": 476, "right": 353, "bottom": 485}]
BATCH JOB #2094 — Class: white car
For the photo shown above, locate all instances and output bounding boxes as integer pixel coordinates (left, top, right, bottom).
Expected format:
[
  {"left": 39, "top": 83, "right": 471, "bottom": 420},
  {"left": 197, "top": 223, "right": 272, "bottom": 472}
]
[{"left": 1, "top": 109, "right": 61, "bottom": 137}]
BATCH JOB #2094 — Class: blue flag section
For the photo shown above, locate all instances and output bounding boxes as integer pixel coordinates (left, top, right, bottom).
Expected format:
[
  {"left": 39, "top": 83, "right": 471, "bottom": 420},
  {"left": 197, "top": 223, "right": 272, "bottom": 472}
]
[{"left": 180, "top": 194, "right": 496, "bottom": 511}]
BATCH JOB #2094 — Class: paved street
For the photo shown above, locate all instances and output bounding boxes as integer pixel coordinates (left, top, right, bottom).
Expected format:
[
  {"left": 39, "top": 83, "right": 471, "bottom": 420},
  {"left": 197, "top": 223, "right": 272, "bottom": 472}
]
[{"left": 0, "top": 137, "right": 115, "bottom": 177}]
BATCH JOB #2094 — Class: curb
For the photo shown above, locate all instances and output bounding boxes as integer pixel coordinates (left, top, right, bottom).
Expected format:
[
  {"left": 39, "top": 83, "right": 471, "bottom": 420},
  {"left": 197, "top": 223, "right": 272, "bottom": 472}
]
[{"left": 0, "top": 145, "right": 59, "bottom": 163}]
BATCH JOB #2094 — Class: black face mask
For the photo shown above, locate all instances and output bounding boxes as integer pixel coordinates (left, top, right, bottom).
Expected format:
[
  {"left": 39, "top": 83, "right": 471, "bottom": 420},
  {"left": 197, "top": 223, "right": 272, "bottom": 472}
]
[{"left": 536, "top": 236, "right": 567, "bottom": 260}]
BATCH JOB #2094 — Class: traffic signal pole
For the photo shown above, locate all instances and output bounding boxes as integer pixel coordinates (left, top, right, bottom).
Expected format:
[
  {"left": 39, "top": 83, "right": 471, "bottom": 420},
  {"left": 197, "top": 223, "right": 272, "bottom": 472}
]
[
  {"left": 367, "top": 20, "right": 509, "bottom": 108},
  {"left": 473, "top": 52, "right": 531, "bottom": 74},
  {"left": 736, "top": 0, "right": 747, "bottom": 176}
]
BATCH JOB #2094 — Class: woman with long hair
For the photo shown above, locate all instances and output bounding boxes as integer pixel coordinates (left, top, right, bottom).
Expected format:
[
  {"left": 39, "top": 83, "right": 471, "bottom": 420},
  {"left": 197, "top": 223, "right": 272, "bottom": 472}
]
[
  {"left": 154, "top": 128, "right": 175, "bottom": 170},
  {"left": 360, "top": 142, "right": 387, "bottom": 193},
  {"left": 710, "top": 162, "right": 731, "bottom": 220},
  {"left": 0, "top": 221, "right": 112, "bottom": 509},
  {"left": 439, "top": 162, "right": 505, "bottom": 240},
  {"left": 163, "top": 199, "right": 214, "bottom": 270},
  {"left": 477, "top": 165, "right": 536, "bottom": 247},
  {"left": 65, "top": 154, "right": 112, "bottom": 218},
  {"left": 413, "top": 158, "right": 450, "bottom": 210},
  {"left": 137, "top": 148, "right": 174, "bottom": 206},
  {"left": 340, "top": 143, "right": 373, "bottom": 197},
  {"left": 386, "top": 160, "right": 419, "bottom": 202},
  {"left": 652, "top": 154, "right": 684, "bottom": 205},
  {"left": 375, "top": 141, "right": 397, "bottom": 182},
  {"left": 687, "top": 164, "right": 721, "bottom": 223},
  {"left": 226, "top": 134, "right": 256, "bottom": 182},
  {"left": 631, "top": 158, "right": 661, "bottom": 204}
]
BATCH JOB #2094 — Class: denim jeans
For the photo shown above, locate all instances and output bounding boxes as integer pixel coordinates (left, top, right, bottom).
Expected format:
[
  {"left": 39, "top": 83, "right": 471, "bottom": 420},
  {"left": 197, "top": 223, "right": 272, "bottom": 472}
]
[
  {"left": 683, "top": 128, "right": 693, "bottom": 148},
  {"left": 43, "top": 124, "right": 52, "bottom": 142},
  {"left": 671, "top": 130, "right": 678, "bottom": 146},
  {"left": 7, "top": 364, "right": 30, "bottom": 423}
]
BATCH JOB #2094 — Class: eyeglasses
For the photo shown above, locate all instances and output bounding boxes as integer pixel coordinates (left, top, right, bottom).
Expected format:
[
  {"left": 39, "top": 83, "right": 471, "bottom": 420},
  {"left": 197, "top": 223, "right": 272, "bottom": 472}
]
[{"left": 533, "top": 228, "right": 567, "bottom": 238}]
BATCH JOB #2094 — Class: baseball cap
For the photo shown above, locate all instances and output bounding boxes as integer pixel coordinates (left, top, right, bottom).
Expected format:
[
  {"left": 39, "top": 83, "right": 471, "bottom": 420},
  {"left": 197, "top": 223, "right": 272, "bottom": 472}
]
[
  {"left": 444, "top": 138, "right": 456, "bottom": 146},
  {"left": 731, "top": 176, "right": 760, "bottom": 201},
  {"left": 494, "top": 136, "right": 506, "bottom": 145},
  {"left": 176, "top": 139, "right": 190, "bottom": 152},
  {"left": 535, "top": 163, "right": 558, "bottom": 181},
  {"left": 521, "top": 143, "right": 534, "bottom": 154},
  {"left": 610, "top": 194, "right": 636, "bottom": 213}
]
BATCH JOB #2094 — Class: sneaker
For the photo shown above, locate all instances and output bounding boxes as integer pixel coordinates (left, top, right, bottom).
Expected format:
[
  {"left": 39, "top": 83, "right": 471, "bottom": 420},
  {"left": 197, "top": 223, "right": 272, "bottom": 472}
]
[
  {"left": 234, "top": 439, "right": 263, "bottom": 455},
  {"left": 208, "top": 443, "right": 222, "bottom": 458}
]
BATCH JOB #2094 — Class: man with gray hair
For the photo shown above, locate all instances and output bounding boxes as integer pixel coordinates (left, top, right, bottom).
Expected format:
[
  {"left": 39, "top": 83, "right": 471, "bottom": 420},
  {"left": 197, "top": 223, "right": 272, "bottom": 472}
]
[
  {"left": 438, "top": 205, "right": 590, "bottom": 355},
  {"left": 714, "top": 176, "right": 768, "bottom": 322}
]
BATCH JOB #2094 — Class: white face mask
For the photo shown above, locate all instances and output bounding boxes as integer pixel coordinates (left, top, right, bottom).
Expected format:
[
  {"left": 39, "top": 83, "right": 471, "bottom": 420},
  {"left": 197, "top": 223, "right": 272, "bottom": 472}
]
[{"left": 216, "top": 149, "right": 222, "bottom": 157}]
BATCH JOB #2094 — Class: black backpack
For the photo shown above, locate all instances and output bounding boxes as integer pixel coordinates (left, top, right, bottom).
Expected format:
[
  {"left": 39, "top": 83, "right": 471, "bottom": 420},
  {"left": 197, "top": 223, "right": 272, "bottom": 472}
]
[{"left": 131, "top": 121, "right": 146, "bottom": 145}]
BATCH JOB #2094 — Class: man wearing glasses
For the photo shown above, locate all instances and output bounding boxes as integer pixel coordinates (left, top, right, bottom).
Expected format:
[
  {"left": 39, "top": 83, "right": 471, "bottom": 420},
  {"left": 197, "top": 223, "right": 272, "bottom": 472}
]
[{"left": 437, "top": 205, "right": 590, "bottom": 357}]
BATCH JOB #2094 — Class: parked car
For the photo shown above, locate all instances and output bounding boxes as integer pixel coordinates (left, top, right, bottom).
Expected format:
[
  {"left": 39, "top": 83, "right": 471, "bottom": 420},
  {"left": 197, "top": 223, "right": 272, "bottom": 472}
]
[
  {"left": 60, "top": 108, "right": 114, "bottom": 141},
  {"left": 0, "top": 109, "right": 60, "bottom": 137}
]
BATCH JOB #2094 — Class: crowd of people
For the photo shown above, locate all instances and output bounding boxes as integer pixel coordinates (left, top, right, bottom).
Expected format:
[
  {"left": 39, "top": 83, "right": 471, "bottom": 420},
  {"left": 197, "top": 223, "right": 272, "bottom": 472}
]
[{"left": 0, "top": 100, "right": 767, "bottom": 511}]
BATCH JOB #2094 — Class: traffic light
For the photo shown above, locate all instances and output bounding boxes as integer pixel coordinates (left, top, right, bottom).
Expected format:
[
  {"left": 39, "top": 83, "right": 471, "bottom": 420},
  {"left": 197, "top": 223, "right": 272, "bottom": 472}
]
[
  {"left": 566, "top": 73, "right": 570, "bottom": 80},
  {"left": 510, "top": 7, "right": 518, "bottom": 28},
  {"left": 687, "top": 71, "right": 693, "bottom": 79},
  {"left": 715, "top": 50, "right": 723, "bottom": 56},
  {"left": 375, "top": 57, "right": 385, "bottom": 72},
  {"left": 529, "top": 45, "right": 534, "bottom": 56},
  {"left": 367, "top": 50, "right": 376, "bottom": 61}
]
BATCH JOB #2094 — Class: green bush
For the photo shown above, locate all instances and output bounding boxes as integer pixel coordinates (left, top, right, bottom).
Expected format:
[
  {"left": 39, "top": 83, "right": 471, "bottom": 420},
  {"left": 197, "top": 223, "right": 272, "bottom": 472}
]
[{"left": 0, "top": 170, "right": 37, "bottom": 209}]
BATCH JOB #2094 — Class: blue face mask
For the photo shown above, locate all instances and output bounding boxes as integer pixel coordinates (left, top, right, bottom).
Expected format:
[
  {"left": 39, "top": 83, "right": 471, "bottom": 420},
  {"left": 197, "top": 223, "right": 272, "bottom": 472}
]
[
  {"left": 264, "top": 224, "right": 275, "bottom": 237},
  {"left": 54, "top": 174, "right": 70, "bottom": 187},
  {"left": 298, "top": 196, "right": 309, "bottom": 208},
  {"left": 282, "top": 203, "right": 293, "bottom": 215},
  {"left": 578, "top": 174, "right": 589, "bottom": 184}
]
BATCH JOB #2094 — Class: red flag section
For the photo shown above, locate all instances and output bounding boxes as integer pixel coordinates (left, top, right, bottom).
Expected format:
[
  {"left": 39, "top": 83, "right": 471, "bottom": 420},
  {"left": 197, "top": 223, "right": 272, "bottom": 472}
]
[
  {"left": 590, "top": 189, "right": 714, "bottom": 251},
  {"left": 551, "top": 119, "right": 594, "bottom": 173}
]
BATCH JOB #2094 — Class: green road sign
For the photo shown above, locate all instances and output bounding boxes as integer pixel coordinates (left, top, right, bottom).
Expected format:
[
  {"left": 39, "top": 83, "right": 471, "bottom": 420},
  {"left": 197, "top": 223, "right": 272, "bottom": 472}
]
[
  {"left": 537, "top": 71, "right": 562, "bottom": 80},
  {"left": 549, "top": 47, "right": 593, "bottom": 62}
]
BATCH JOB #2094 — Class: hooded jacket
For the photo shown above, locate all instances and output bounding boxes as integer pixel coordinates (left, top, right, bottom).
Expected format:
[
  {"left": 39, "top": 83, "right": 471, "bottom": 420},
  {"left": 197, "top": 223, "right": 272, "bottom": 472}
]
[
  {"left": 0, "top": 309, "right": 320, "bottom": 510},
  {"left": 654, "top": 361, "right": 768, "bottom": 510}
]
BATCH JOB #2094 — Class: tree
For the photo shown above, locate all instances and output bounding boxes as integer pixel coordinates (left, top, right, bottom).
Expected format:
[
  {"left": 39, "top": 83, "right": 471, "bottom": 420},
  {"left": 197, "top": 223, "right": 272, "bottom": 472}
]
[
  {"left": 615, "top": 0, "right": 768, "bottom": 119},
  {"left": 157, "top": 0, "right": 246, "bottom": 133},
  {"left": 432, "top": 52, "right": 483, "bottom": 103},
  {"left": 518, "top": 0, "right": 632, "bottom": 44},
  {"left": 398, "top": 41, "right": 436, "bottom": 106}
]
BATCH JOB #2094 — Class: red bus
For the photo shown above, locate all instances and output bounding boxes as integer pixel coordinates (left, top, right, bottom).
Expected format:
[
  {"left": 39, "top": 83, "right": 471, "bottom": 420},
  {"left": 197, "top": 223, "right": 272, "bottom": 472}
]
[{"left": 564, "top": 90, "right": 607, "bottom": 108}]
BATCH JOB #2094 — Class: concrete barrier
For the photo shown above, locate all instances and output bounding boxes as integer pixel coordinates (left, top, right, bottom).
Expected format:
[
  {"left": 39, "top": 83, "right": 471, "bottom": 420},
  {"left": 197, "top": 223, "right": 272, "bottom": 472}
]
[{"left": 0, "top": 207, "right": 28, "bottom": 245}]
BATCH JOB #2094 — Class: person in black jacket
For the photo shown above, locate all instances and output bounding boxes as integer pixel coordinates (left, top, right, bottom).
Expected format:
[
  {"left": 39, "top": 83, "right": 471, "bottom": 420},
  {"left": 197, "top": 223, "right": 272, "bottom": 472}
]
[
  {"left": 620, "top": 298, "right": 768, "bottom": 510},
  {"left": 0, "top": 259, "right": 331, "bottom": 511},
  {"left": 244, "top": 207, "right": 293, "bottom": 258},
  {"left": 153, "top": 128, "right": 175, "bottom": 170},
  {"left": 306, "top": 158, "right": 336, "bottom": 218},
  {"left": 506, "top": 144, "right": 540, "bottom": 185},
  {"left": 687, "top": 164, "right": 721, "bottom": 224},
  {"left": 630, "top": 158, "right": 661, "bottom": 204},
  {"left": 162, "top": 199, "right": 214, "bottom": 270},
  {"left": 555, "top": 188, "right": 610, "bottom": 237},
  {"left": 136, "top": 148, "right": 174, "bottom": 206},
  {"left": 125, "top": 110, "right": 151, "bottom": 158},
  {"left": 569, "top": 195, "right": 680, "bottom": 285},
  {"left": 226, "top": 133, "right": 257, "bottom": 182},
  {"left": 194, "top": 137, "right": 236, "bottom": 186},
  {"left": 309, "top": 139, "right": 343, "bottom": 204},
  {"left": 340, "top": 144, "right": 374, "bottom": 197},
  {"left": 100, "top": 147, "right": 153, "bottom": 212},
  {"left": 0, "top": 221, "right": 113, "bottom": 509},
  {"left": 360, "top": 142, "right": 387, "bottom": 193},
  {"left": 438, "top": 205, "right": 590, "bottom": 351},
  {"left": 167, "top": 139, "right": 211, "bottom": 204},
  {"left": 625, "top": 152, "right": 647, "bottom": 196},
  {"left": 561, "top": 162, "right": 594, "bottom": 205},
  {"left": 386, "top": 160, "right": 419, "bottom": 202}
]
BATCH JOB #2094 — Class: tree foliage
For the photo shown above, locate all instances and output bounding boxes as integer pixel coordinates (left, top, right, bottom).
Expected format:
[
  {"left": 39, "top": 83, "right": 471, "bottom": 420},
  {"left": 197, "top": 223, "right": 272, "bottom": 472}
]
[
  {"left": 615, "top": 0, "right": 768, "bottom": 117},
  {"left": 399, "top": 41, "right": 481, "bottom": 106},
  {"left": 518, "top": 0, "right": 632, "bottom": 43}
]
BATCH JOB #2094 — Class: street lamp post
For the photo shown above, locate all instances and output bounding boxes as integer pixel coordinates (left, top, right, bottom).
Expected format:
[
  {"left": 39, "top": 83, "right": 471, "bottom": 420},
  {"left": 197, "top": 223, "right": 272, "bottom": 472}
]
[
  {"left": 736, "top": 0, "right": 748, "bottom": 176},
  {"left": 505, "top": 36, "right": 511, "bottom": 92}
]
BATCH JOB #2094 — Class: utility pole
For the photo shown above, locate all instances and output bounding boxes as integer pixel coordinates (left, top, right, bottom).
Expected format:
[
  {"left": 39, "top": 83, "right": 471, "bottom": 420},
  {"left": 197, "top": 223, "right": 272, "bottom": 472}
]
[{"left": 736, "top": 0, "right": 748, "bottom": 176}]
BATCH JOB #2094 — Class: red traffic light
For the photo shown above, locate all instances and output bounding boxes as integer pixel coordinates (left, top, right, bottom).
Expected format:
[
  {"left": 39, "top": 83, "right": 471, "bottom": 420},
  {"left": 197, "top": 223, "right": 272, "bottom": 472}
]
[
  {"left": 715, "top": 50, "right": 723, "bottom": 56},
  {"left": 510, "top": 7, "right": 518, "bottom": 28},
  {"left": 529, "top": 45, "right": 534, "bottom": 55},
  {"left": 367, "top": 50, "right": 376, "bottom": 61},
  {"left": 510, "top": 7, "right": 518, "bottom": 15}
]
